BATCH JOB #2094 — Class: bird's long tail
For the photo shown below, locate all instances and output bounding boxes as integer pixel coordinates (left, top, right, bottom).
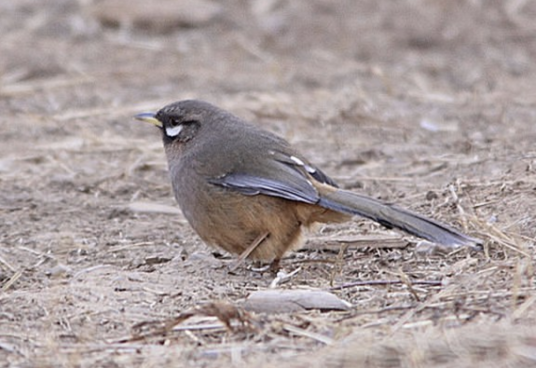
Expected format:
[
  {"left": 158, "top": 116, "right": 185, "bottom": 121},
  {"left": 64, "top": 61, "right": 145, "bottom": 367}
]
[{"left": 319, "top": 189, "right": 482, "bottom": 249}]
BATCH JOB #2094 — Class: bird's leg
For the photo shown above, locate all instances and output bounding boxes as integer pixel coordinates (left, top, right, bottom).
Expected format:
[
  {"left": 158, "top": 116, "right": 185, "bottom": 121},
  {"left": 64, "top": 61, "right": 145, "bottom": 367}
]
[
  {"left": 269, "top": 258, "right": 281, "bottom": 272},
  {"left": 228, "top": 231, "right": 269, "bottom": 272},
  {"left": 250, "top": 258, "right": 281, "bottom": 273}
]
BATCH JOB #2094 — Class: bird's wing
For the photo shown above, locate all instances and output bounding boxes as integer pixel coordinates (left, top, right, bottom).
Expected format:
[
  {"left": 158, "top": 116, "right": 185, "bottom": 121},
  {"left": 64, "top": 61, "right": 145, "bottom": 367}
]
[
  {"left": 209, "top": 173, "right": 319, "bottom": 203},
  {"left": 208, "top": 151, "right": 335, "bottom": 204},
  {"left": 268, "top": 150, "right": 339, "bottom": 188}
]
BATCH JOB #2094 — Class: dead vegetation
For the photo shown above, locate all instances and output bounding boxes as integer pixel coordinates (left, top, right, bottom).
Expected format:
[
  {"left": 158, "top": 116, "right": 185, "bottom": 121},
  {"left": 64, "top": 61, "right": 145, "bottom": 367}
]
[{"left": 1, "top": 1, "right": 535, "bottom": 367}]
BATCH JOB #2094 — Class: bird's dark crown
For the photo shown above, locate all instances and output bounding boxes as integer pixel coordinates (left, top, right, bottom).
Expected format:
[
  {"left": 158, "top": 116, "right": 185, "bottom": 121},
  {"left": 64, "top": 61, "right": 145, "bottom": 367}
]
[{"left": 156, "top": 100, "right": 212, "bottom": 126}]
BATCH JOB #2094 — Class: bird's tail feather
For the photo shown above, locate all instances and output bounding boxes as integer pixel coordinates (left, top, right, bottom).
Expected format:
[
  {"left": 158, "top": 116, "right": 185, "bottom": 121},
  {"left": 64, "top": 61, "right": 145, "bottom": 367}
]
[{"left": 319, "top": 189, "right": 482, "bottom": 249}]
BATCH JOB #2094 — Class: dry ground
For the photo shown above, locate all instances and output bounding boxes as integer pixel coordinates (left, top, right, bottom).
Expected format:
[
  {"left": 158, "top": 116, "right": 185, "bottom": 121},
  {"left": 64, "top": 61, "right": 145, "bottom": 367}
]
[{"left": 1, "top": 1, "right": 535, "bottom": 367}]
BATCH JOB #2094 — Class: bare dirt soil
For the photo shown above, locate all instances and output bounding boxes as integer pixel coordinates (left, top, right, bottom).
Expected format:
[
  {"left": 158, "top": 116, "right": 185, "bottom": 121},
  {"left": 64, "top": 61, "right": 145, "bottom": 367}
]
[{"left": 1, "top": 1, "right": 535, "bottom": 367}]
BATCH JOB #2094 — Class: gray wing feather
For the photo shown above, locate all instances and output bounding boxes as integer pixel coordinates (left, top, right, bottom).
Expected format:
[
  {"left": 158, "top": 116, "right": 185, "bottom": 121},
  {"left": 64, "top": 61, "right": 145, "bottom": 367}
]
[{"left": 209, "top": 173, "right": 319, "bottom": 204}]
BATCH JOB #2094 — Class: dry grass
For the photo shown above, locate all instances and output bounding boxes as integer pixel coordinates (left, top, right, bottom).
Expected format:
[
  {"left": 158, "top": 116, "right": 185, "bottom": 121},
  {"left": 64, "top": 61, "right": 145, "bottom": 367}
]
[{"left": 1, "top": 0, "right": 535, "bottom": 367}]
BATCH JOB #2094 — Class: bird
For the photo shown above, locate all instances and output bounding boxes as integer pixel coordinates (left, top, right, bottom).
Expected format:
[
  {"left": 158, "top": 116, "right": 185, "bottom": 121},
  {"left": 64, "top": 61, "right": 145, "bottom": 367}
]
[{"left": 135, "top": 99, "right": 481, "bottom": 268}]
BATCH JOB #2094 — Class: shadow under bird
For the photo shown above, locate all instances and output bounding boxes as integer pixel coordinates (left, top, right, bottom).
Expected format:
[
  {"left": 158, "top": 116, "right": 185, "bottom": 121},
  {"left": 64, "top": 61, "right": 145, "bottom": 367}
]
[{"left": 135, "top": 100, "right": 481, "bottom": 267}]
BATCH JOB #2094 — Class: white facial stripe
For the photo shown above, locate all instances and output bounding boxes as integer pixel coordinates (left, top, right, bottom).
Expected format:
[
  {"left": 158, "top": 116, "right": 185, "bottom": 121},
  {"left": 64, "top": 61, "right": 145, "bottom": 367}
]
[{"left": 165, "top": 125, "right": 183, "bottom": 137}]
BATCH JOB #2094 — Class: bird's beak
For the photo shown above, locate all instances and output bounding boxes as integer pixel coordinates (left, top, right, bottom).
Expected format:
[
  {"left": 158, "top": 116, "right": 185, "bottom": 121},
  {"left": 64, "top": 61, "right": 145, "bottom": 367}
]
[{"left": 134, "top": 112, "right": 163, "bottom": 128}]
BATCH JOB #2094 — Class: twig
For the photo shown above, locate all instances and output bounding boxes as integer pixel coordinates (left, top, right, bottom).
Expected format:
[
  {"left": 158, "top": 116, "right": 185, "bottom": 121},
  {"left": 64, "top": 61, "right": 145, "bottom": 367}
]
[
  {"left": 229, "top": 232, "right": 269, "bottom": 272},
  {"left": 269, "top": 267, "right": 301, "bottom": 288},
  {"left": 2, "top": 270, "right": 23, "bottom": 291},
  {"left": 0, "top": 254, "right": 16, "bottom": 272},
  {"left": 330, "top": 279, "right": 442, "bottom": 290},
  {"left": 398, "top": 270, "right": 421, "bottom": 302},
  {"left": 283, "top": 324, "right": 334, "bottom": 345},
  {"left": 483, "top": 226, "right": 530, "bottom": 257}
]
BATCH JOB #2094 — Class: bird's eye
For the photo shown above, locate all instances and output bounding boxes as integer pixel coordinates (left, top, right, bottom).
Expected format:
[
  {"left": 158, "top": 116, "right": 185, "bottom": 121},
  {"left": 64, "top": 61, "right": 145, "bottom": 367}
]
[{"left": 168, "top": 119, "right": 196, "bottom": 127}]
